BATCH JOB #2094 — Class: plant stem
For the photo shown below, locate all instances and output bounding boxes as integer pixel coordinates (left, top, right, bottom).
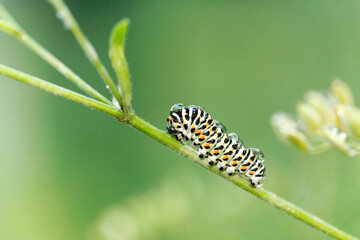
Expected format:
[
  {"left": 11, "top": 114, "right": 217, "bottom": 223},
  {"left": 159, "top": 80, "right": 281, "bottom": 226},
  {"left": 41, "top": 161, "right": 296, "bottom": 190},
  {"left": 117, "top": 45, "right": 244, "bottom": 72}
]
[
  {"left": 0, "top": 6, "right": 110, "bottom": 105},
  {"left": 0, "top": 3, "right": 20, "bottom": 28},
  {"left": 0, "top": 64, "right": 122, "bottom": 118},
  {"left": 47, "top": 0, "right": 123, "bottom": 107},
  {"left": 2, "top": 62, "right": 357, "bottom": 239},
  {"left": 0, "top": 2, "right": 357, "bottom": 238},
  {"left": 127, "top": 115, "right": 358, "bottom": 240}
]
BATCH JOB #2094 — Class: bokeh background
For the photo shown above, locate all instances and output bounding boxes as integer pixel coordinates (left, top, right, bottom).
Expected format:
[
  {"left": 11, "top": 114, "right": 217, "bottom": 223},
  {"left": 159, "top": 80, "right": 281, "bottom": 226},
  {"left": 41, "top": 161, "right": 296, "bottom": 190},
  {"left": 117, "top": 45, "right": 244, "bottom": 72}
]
[{"left": 1, "top": 0, "right": 360, "bottom": 239}]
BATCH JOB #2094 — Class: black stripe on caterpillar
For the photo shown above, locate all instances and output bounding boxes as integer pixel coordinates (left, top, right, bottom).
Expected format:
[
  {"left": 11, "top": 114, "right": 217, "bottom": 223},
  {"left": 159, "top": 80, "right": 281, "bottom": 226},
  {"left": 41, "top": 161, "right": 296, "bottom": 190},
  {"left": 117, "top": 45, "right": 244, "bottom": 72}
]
[{"left": 166, "top": 103, "right": 266, "bottom": 187}]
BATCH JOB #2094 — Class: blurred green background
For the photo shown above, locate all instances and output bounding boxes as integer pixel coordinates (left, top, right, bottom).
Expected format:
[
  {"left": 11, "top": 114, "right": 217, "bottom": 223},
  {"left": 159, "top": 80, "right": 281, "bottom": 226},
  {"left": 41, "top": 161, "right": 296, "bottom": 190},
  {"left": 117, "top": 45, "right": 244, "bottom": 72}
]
[{"left": 1, "top": 0, "right": 360, "bottom": 239}]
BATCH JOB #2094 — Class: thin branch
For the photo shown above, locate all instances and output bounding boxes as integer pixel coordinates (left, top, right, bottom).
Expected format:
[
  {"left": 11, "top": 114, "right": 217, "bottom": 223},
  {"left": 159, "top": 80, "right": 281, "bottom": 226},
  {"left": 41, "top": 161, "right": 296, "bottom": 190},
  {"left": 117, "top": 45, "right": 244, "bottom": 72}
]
[
  {"left": 2, "top": 61, "right": 357, "bottom": 239},
  {"left": 0, "top": 2, "right": 357, "bottom": 239},
  {"left": 0, "top": 5, "right": 110, "bottom": 105},
  {"left": 0, "top": 63, "right": 122, "bottom": 118},
  {"left": 47, "top": 0, "right": 123, "bottom": 107},
  {"left": 0, "top": 3, "right": 20, "bottom": 28},
  {"left": 127, "top": 115, "right": 358, "bottom": 240}
]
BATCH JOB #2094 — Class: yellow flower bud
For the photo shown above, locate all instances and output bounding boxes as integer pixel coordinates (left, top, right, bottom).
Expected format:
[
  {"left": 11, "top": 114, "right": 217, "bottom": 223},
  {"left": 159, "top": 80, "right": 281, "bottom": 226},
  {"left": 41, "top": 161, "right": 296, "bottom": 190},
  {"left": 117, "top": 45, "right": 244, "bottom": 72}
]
[
  {"left": 286, "top": 131, "right": 311, "bottom": 151},
  {"left": 330, "top": 79, "right": 354, "bottom": 105},
  {"left": 271, "top": 112, "right": 297, "bottom": 137},
  {"left": 304, "top": 91, "right": 336, "bottom": 125},
  {"left": 321, "top": 125, "right": 358, "bottom": 156},
  {"left": 336, "top": 105, "right": 360, "bottom": 138},
  {"left": 271, "top": 112, "right": 310, "bottom": 151},
  {"left": 296, "top": 102, "right": 322, "bottom": 132}
]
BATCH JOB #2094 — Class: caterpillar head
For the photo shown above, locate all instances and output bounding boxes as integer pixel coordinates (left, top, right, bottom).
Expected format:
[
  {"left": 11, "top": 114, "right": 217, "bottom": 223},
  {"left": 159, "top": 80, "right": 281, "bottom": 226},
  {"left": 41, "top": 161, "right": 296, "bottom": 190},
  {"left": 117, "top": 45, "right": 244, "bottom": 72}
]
[
  {"left": 253, "top": 148, "right": 265, "bottom": 161},
  {"left": 228, "top": 132, "right": 239, "bottom": 142},
  {"left": 170, "top": 103, "right": 185, "bottom": 114}
]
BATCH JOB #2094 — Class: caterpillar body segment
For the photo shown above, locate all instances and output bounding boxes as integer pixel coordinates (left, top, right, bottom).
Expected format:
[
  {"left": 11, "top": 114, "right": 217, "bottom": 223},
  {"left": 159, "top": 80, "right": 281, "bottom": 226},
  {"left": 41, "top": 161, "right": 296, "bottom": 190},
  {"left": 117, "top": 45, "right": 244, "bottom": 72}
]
[
  {"left": 166, "top": 103, "right": 266, "bottom": 187},
  {"left": 217, "top": 133, "right": 240, "bottom": 171},
  {"left": 226, "top": 144, "right": 247, "bottom": 175}
]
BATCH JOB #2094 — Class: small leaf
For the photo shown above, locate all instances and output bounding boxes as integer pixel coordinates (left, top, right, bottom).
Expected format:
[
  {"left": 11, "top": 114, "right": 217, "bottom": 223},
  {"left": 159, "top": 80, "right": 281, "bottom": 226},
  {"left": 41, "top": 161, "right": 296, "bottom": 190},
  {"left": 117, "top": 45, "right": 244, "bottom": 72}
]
[{"left": 109, "top": 18, "right": 132, "bottom": 111}]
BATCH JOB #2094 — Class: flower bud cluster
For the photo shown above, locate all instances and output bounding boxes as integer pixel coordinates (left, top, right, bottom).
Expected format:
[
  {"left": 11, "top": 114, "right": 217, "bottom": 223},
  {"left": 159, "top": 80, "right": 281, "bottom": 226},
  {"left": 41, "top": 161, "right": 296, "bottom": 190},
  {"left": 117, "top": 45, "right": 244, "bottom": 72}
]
[{"left": 271, "top": 79, "right": 360, "bottom": 156}]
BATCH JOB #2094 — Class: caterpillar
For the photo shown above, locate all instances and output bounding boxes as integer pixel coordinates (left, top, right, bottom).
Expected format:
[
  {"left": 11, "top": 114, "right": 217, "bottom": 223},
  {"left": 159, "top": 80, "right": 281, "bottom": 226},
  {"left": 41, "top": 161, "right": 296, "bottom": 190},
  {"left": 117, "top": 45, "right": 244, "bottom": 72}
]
[{"left": 166, "top": 103, "right": 266, "bottom": 187}]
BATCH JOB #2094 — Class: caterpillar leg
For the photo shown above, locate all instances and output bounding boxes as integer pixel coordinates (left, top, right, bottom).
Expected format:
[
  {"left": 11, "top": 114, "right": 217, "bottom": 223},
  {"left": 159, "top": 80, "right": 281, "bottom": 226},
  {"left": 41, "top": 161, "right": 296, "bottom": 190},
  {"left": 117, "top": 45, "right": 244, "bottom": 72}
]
[
  {"left": 244, "top": 149, "right": 265, "bottom": 187},
  {"left": 248, "top": 168, "right": 265, "bottom": 187},
  {"left": 226, "top": 165, "right": 237, "bottom": 175}
]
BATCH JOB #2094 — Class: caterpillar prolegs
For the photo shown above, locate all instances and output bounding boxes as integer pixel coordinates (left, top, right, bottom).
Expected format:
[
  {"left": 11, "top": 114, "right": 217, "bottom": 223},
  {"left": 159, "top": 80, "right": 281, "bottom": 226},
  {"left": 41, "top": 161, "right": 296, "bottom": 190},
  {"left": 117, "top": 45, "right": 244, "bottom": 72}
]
[{"left": 166, "top": 103, "right": 266, "bottom": 187}]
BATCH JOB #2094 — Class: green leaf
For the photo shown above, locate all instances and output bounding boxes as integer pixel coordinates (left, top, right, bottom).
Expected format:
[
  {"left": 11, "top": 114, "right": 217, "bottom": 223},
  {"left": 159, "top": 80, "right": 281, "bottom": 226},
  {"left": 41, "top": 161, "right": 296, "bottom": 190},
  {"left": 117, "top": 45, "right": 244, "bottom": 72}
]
[{"left": 109, "top": 18, "right": 132, "bottom": 111}]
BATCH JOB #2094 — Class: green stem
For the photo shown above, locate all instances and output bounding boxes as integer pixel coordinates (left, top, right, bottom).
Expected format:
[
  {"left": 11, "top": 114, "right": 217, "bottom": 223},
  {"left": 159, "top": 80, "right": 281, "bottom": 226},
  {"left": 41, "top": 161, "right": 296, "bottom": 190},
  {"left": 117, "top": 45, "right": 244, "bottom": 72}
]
[
  {"left": 2, "top": 62, "right": 357, "bottom": 239},
  {"left": 127, "top": 115, "right": 358, "bottom": 240},
  {"left": 0, "top": 3, "right": 20, "bottom": 28},
  {"left": 1, "top": 1, "right": 355, "bottom": 238},
  {"left": 0, "top": 64, "right": 122, "bottom": 118},
  {"left": 47, "top": 0, "right": 123, "bottom": 107},
  {"left": 0, "top": 6, "right": 110, "bottom": 105}
]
